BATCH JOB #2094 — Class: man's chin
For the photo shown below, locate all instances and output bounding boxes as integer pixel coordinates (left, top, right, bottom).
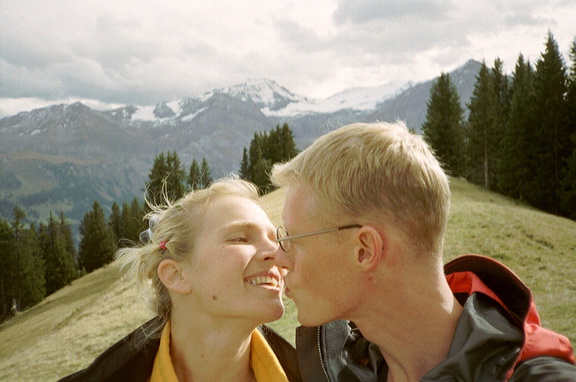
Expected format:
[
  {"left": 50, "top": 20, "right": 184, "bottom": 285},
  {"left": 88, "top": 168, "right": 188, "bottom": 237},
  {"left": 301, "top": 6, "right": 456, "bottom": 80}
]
[{"left": 297, "top": 311, "right": 328, "bottom": 327}]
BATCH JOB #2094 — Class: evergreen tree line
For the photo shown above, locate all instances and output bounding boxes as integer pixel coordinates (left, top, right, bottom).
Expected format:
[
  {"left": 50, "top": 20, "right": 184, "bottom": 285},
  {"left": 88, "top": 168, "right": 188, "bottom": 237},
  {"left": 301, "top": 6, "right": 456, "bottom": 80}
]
[
  {"left": 0, "top": 122, "right": 298, "bottom": 322},
  {"left": 239, "top": 123, "right": 299, "bottom": 193},
  {"left": 78, "top": 198, "right": 146, "bottom": 274},
  {"left": 79, "top": 151, "right": 218, "bottom": 275},
  {"left": 0, "top": 208, "right": 76, "bottom": 320},
  {"left": 146, "top": 151, "right": 214, "bottom": 204},
  {"left": 0, "top": 152, "right": 213, "bottom": 321},
  {"left": 423, "top": 31, "right": 576, "bottom": 219},
  {"left": 0, "top": 198, "right": 147, "bottom": 322}
]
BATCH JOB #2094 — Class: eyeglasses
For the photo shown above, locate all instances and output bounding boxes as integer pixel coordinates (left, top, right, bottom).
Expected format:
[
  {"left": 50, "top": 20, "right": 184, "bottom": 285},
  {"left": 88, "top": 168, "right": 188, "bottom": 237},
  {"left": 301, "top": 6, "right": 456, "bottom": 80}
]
[{"left": 275, "top": 224, "right": 362, "bottom": 252}]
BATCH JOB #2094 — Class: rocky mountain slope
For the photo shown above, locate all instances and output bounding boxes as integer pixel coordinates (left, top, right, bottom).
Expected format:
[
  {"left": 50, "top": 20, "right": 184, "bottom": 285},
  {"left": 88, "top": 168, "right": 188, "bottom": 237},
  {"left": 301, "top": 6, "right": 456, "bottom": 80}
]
[{"left": 0, "top": 59, "right": 482, "bottom": 233}]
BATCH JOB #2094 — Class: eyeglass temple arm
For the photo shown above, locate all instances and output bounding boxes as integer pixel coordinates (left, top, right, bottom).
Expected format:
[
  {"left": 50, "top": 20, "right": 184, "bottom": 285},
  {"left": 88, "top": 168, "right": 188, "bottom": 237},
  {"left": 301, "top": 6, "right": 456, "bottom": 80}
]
[{"left": 276, "top": 224, "right": 362, "bottom": 242}]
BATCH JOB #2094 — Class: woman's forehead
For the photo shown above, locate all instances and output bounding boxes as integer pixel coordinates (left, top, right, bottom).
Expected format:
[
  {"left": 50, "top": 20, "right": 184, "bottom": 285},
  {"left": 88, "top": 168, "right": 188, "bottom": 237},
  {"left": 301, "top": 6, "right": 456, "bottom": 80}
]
[{"left": 201, "top": 195, "right": 270, "bottom": 228}]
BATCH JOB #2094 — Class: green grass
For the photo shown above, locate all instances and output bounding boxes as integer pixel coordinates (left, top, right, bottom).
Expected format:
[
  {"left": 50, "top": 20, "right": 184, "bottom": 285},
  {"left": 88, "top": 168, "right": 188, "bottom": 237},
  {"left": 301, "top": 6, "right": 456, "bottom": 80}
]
[
  {"left": 1, "top": 178, "right": 574, "bottom": 381},
  {"left": 445, "top": 179, "right": 576, "bottom": 340}
]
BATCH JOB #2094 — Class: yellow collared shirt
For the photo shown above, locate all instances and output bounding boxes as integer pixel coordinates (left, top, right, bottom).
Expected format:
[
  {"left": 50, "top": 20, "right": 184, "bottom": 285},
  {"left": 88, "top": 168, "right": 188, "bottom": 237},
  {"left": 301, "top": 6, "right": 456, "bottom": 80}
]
[{"left": 149, "top": 321, "right": 288, "bottom": 382}]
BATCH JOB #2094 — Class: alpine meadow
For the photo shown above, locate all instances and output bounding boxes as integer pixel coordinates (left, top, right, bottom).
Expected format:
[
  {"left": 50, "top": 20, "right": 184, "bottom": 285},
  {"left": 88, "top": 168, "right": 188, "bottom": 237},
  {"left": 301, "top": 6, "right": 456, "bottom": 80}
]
[{"left": 0, "top": 179, "right": 575, "bottom": 380}]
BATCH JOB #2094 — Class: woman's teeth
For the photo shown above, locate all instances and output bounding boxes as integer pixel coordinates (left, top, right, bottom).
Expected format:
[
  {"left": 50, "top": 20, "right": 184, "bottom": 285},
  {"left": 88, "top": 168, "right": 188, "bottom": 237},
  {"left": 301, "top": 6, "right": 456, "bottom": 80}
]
[{"left": 247, "top": 276, "right": 279, "bottom": 287}]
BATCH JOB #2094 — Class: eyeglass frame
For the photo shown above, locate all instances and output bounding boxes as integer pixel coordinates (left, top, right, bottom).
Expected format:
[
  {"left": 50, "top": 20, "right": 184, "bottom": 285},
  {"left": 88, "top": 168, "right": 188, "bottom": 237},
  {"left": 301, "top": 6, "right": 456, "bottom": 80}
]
[{"left": 275, "top": 224, "right": 362, "bottom": 252}]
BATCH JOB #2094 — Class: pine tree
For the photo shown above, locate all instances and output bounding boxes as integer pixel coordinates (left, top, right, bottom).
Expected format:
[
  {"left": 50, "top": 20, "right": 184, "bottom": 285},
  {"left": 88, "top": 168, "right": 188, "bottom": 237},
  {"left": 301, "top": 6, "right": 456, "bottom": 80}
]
[
  {"left": 250, "top": 138, "right": 273, "bottom": 193},
  {"left": 239, "top": 148, "right": 250, "bottom": 180},
  {"left": 109, "top": 202, "right": 123, "bottom": 244},
  {"left": 166, "top": 151, "right": 186, "bottom": 198},
  {"left": 187, "top": 159, "right": 201, "bottom": 190},
  {"left": 147, "top": 151, "right": 186, "bottom": 204},
  {"left": 59, "top": 211, "right": 76, "bottom": 264},
  {"left": 240, "top": 124, "right": 298, "bottom": 193},
  {"left": 279, "top": 123, "right": 299, "bottom": 162},
  {"left": 39, "top": 213, "right": 77, "bottom": 295},
  {"left": 78, "top": 201, "right": 116, "bottom": 273},
  {"left": 10, "top": 207, "right": 45, "bottom": 311},
  {"left": 499, "top": 55, "right": 536, "bottom": 200},
  {"left": 264, "top": 127, "right": 280, "bottom": 163},
  {"left": 466, "top": 61, "right": 499, "bottom": 188},
  {"left": 252, "top": 152, "right": 273, "bottom": 193},
  {"left": 491, "top": 58, "right": 510, "bottom": 193},
  {"left": 561, "top": 38, "right": 576, "bottom": 218},
  {"left": 120, "top": 202, "right": 133, "bottom": 244},
  {"left": 129, "top": 197, "right": 146, "bottom": 241},
  {"left": 0, "top": 217, "right": 15, "bottom": 319},
  {"left": 422, "top": 73, "right": 465, "bottom": 176},
  {"left": 200, "top": 158, "right": 213, "bottom": 189},
  {"left": 121, "top": 199, "right": 144, "bottom": 244},
  {"left": 529, "top": 31, "right": 569, "bottom": 213},
  {"left": 248, "top": 132, "right": 263, "bottom": 182},
  {"left": 563, "top": 135, "right": 576, "bottom": 219},
  {"left": 147, "top": 152, "right": 167, "bottom": 204}
]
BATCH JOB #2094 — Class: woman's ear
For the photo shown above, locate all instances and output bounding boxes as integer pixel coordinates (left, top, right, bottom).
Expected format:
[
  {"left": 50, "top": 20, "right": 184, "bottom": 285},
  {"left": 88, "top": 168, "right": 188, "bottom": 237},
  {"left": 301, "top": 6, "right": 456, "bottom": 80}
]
[
  {"left": 158, "top": 259, "right": 192, "bottom": 294},
  {"left": 354, "top": 226, "right": 384, "bottom": 271}
]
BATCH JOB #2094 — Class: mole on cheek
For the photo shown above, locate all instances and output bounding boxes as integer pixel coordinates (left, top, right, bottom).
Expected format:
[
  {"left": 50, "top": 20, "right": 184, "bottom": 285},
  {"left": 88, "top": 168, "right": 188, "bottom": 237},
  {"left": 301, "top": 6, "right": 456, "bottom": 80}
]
[{"left": 212, "top": 295, "right": 217, "bottom": 300}]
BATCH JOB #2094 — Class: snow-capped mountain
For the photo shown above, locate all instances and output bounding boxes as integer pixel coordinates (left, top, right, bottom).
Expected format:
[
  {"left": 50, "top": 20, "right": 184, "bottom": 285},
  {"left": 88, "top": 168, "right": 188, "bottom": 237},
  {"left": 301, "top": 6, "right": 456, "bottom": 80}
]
[
  {"left": 0, "top": 59, "right": 482, "bottom": 233},
  {"left": 126, "top": 78, "right": 402, "bottom": 123}
]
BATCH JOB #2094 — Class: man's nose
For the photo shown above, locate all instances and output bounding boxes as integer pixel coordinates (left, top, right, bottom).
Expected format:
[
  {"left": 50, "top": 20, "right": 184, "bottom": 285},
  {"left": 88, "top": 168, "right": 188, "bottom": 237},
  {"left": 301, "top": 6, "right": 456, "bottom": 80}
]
[{"left": 274, "top": 245, "right": 293, "bottom": 272}]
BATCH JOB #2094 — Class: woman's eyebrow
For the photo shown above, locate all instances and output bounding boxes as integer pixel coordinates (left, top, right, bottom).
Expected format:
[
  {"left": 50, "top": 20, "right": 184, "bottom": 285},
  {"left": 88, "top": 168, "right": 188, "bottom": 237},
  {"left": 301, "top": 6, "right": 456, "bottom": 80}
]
[
  {"left": 220, "top": 221, "right": 275, "bottom": 236},
  {"left": 222, "top": 221, "right": 257, "bottom": 230},
  {"left": 219, "top": 221, "right": 259, "bottom": 233}
]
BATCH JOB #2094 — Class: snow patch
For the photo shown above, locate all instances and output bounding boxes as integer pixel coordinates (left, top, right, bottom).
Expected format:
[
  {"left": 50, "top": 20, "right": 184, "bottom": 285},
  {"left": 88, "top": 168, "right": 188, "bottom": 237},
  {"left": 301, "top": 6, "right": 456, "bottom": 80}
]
[
  {"left": 167, "top": 100, "right": 180, "bottom": 115},
  {"left": 263, "top": 82, "right": 404, "bottom": 117},
  {"left": 132, "top": 105, "right": 156, "bottom": 121},
  {"left": 180, "top": 107, "right": 207, "bottom": 122}
]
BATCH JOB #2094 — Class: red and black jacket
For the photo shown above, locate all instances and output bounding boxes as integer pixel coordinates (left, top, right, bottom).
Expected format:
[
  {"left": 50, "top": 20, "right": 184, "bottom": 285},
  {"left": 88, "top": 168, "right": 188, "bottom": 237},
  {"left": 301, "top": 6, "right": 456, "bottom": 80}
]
[
  {"left": 296, "top": 255, "right": 576, "bottom": 381},
  {"left": 445, "top": 254, "right": 575, "bottom": 380}
]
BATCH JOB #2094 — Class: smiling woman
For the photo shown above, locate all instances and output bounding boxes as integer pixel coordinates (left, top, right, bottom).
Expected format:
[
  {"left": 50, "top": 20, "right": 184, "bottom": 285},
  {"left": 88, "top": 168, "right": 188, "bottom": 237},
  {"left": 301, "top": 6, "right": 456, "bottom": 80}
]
[{"left": 58, "top": 177, "right": 300, "bottom": 382}]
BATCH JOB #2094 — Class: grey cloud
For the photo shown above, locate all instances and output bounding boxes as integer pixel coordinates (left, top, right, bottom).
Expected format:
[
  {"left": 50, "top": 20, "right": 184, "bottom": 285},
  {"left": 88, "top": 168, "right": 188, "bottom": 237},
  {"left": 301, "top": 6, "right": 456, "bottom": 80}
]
[
  {"left": 275, "top": 20, "right": 329, "bottom": 53},
  {"left": 333, "top": 0, "right": 451, "bottom": 25},
  {"left": 0, "top": 59, "right": 64, "bottom": 99},
  {"left": 0, "top": 22, "right": 73, "bottom": 68},
  {"left": 503, "top": 7, "right": 556, "bottom": 28},
  {"left": 1, "top": 0, "right": 573, "bottom": 114}
]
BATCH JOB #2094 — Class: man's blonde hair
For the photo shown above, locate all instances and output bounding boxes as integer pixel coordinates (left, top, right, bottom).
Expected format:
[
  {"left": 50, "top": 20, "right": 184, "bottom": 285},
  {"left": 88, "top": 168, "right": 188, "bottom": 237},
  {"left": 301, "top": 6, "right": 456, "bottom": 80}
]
[
  {"left": 271, "top": 122, "right": 450, "bottom": 257},
  {"left": 115, "top": 177, "right": 260, "bottom": 335}
]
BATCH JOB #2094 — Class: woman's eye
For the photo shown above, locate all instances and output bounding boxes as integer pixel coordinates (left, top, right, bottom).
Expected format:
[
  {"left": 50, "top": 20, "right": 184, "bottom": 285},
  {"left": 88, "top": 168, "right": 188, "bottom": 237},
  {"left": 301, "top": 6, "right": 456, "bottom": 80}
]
[{"left": 230, "top": 236, "right": 248, "bottom": 243}]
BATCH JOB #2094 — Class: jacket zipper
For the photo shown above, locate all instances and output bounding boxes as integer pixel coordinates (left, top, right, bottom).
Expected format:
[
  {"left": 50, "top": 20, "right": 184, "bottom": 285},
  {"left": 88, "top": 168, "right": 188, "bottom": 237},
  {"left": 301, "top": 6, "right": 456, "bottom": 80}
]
[{"left": 317, "top": 326, "right": 331, "bottom": 381}]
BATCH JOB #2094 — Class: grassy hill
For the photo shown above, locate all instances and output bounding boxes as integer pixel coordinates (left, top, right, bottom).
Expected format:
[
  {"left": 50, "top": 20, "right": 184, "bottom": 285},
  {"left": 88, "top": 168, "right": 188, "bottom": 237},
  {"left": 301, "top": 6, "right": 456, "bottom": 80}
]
[{"left": 1, "top": 178, "right": 575, "bottom": 381}]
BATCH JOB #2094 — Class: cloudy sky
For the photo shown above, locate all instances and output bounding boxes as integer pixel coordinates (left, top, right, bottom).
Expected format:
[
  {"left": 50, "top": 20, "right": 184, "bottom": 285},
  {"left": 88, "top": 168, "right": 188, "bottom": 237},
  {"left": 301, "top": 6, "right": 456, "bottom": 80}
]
[{"left": 1, "top": 0, "right": 575, "bottom": 118}]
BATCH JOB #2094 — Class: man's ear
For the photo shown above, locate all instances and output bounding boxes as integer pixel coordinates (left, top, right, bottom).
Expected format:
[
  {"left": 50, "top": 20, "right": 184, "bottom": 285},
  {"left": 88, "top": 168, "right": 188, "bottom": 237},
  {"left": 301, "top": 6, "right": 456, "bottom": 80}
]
[
  {"left": 158, "top": 259, "right": 192, "bottom": 294},
  {"left": 354, "top": 226, "right": 384, "bottom": 271}
]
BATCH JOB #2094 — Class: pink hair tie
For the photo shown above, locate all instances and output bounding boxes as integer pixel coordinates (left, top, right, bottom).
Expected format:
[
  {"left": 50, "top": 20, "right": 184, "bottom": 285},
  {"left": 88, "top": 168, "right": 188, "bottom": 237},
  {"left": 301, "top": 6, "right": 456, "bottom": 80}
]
[{"left": 159, "top": 241, "right": 167, "bottom": 250}]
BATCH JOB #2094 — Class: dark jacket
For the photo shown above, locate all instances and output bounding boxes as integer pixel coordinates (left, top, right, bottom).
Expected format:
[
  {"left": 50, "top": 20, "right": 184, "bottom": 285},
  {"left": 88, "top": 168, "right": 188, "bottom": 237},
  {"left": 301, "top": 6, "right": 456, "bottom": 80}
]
[
  {"left": 296, "top": 255, "right": 576, "bottom": 381},
  {"left": 58, "top": 317, "right": 301, "bottom": 382}
]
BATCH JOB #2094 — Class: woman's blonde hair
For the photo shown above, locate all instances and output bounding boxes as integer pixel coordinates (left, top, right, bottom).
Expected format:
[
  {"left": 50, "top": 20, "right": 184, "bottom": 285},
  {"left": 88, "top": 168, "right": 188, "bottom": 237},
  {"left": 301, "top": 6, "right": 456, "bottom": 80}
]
[
  {"left": 115, "top": 177, "right": 259, "bottom": 334},
  {"left": 271, "top": 122, "right": 450, "bottom": 257}
]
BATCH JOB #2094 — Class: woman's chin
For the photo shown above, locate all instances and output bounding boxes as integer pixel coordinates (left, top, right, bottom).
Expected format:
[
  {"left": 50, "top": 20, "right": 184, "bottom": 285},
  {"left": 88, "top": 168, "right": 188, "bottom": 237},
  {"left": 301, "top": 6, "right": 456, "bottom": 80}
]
[{"left": 258, "top": 302, "right": 285, "bottom": 324}]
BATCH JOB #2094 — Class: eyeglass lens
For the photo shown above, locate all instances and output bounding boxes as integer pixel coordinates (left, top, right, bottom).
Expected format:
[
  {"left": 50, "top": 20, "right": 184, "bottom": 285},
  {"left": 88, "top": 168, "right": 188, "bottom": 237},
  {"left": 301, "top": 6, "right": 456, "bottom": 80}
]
[{"left": 276, "top": 226, "right": 289, "bottom": 252}]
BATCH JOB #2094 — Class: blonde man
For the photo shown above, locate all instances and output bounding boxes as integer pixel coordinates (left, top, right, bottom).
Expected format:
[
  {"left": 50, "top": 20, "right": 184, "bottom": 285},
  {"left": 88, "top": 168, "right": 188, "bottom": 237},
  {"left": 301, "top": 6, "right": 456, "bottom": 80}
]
[{"left": 271, "top": 122, "right": 575, "bottom": 381}]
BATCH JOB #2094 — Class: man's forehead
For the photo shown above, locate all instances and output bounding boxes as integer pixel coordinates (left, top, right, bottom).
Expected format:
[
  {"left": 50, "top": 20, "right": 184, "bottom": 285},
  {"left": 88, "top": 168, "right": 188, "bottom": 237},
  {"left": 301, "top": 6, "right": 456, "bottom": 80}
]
[{"left": 282, "top": 184, "right": 319, "bottom": 224}]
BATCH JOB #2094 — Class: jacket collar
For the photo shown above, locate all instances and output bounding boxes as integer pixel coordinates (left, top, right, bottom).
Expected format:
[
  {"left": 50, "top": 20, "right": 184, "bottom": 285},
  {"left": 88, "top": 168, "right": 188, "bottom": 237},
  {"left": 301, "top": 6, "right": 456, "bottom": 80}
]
[{"left": 444, "top": 254, "right": 575, "bottom": 377}]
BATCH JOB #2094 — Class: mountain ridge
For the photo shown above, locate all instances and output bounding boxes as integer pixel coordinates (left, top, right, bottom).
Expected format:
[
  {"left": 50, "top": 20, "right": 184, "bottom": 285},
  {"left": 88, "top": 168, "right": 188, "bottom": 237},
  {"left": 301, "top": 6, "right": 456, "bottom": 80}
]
[{"left": 0, "top": 59, "right": 482, "bottom": 233}]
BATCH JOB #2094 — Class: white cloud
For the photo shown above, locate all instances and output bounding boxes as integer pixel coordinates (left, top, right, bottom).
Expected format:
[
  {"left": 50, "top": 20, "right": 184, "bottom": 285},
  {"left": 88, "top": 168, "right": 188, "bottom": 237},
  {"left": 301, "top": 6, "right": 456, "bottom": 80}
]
[{"left": 0, "top": 0, "right": 574, "bottom": 118}]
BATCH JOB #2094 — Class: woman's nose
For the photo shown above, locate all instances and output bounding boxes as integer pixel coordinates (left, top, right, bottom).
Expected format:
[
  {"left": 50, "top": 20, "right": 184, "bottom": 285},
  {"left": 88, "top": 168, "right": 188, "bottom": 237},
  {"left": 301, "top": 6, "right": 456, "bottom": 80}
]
[{"left": 261, "top": 236, "right": 279, "bottom": 261}]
